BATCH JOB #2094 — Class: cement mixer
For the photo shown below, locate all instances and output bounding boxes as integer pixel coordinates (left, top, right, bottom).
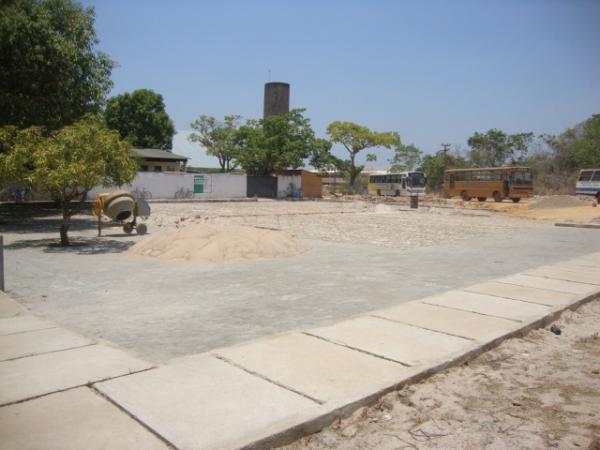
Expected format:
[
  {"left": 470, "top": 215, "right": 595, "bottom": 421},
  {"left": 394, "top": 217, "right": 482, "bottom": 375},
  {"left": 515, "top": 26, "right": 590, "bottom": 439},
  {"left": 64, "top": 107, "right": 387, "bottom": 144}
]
[{"left": 92, "top": 191, "right": 151, "bottom": 236}]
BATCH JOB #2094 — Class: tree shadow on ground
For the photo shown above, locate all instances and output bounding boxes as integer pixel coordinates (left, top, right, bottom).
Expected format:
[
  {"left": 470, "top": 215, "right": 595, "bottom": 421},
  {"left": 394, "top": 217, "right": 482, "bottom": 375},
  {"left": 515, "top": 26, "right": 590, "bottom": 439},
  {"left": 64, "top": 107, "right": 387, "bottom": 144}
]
[
  {"left": 4, "top": 236, "right": 136, "bottom": 255},
  {"left": 0, "top": 202, "right": 96, "bottom": 234}
]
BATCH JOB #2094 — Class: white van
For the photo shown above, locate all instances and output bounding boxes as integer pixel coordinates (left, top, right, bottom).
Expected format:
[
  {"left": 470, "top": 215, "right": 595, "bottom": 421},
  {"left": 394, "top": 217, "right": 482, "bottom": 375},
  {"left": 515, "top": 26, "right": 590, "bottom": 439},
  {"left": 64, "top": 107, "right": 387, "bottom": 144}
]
[{"left": 576, "top": 169, "right": 600, "bottom": 200}]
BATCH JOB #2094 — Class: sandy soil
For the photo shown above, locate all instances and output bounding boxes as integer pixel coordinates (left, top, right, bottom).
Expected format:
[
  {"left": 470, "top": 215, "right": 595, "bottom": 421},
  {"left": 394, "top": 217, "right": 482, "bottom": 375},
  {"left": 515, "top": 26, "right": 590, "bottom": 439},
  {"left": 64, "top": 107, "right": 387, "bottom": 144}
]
[
  {"left": 283, "top": 299, "right": 600, "bottom": 450},
  {"left": 128, "top": 223, "right": 307, "bottom": 263},
  {"left": 466, "top": 195, "right": 600, "bottom": 223}
]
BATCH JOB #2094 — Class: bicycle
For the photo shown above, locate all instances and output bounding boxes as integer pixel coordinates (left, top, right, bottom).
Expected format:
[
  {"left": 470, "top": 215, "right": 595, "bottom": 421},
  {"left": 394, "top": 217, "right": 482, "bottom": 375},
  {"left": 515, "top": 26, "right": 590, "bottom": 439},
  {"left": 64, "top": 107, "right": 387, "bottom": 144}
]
[
  {"left": 131, "top": 187, "right": 152, "bottom": 200},
  {"left": 174, "top": 187, "right": 194, "bottom": 199}
]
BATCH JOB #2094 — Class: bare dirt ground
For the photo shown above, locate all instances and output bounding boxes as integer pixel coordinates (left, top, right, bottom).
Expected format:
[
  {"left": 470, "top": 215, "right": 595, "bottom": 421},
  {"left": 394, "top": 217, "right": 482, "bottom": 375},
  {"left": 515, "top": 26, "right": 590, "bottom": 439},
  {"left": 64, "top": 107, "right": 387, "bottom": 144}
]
[
  {"left": 284, "top": 299, "right": 600, "bottom": 450},
  {"left": 464, "top": 195, "right": 600, "bottom": 224}
]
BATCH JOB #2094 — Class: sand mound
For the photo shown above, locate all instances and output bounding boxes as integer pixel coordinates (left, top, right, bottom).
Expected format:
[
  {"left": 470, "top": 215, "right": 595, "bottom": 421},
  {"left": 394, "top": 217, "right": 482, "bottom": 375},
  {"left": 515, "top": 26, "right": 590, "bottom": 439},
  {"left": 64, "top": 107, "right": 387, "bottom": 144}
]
[
  {"left": 129, "top": 224, "right": 308, "bottom": 263},
  {"left": 528, "top": 195, "right": 588, "bottom": 209}
]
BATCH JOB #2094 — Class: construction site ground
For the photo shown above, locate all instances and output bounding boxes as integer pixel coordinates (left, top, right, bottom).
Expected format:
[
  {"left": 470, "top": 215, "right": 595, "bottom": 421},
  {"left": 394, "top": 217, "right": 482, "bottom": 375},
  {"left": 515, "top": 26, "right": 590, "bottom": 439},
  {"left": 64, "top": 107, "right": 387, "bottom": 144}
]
[
  {"left": 1, "top": 196, "right": 600, "bottom": 450},
  {"left": 1, "top": 198, "right": 599, "bottom": 362}
]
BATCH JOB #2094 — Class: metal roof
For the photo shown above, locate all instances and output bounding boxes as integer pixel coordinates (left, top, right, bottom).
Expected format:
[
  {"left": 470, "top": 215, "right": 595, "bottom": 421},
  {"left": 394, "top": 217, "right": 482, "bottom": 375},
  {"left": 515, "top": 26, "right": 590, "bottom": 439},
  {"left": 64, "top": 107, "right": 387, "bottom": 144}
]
[{"left": 132, "top": 148, "right": 189, "bottom": 161}]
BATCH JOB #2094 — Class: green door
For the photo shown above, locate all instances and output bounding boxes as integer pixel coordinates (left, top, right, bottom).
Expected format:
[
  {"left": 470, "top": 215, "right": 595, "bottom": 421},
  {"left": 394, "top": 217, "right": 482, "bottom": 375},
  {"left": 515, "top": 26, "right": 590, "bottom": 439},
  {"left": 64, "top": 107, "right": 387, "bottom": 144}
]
[{"left": 194, "top": 175, "right": 204, "bottom": 193}]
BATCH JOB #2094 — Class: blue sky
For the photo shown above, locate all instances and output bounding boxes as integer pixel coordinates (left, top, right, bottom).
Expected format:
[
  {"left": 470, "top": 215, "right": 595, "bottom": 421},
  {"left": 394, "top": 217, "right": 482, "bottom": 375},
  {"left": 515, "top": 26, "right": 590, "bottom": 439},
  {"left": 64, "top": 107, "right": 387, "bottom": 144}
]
[{"left": 84, "top": 0, "right": 600, "bottom": 167}]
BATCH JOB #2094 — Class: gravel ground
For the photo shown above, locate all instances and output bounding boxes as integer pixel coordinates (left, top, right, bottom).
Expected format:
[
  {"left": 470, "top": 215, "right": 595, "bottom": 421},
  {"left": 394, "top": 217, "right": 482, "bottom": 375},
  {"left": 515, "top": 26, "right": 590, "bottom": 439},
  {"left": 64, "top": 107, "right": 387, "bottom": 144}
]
[
  {"left": 146, "top": 199, "right": 542, "bottom": 249},
  {"left": 283, "top": 299, "right": 600, "bottom": 450}
]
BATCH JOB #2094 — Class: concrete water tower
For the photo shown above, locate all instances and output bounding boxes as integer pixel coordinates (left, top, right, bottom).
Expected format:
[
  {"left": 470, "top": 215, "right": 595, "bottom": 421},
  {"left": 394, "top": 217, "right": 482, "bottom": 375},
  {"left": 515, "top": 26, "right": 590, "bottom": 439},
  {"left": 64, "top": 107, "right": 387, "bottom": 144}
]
[{"left": 263, "top": 82, "right": 290, "bottom": 118}]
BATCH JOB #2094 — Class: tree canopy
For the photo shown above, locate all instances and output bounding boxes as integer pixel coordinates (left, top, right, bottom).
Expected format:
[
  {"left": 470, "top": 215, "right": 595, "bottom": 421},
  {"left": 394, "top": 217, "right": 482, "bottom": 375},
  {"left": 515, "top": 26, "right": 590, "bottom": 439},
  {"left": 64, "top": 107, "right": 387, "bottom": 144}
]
[
  {"left": 0, "top": 116, "right": 137, "bottom": 245},
  {"left": 467, "top": 129, "right": 533, "bottom": 167},
  {"left": 541, "top": 115, "right": 600, "bottom": 171},
  {"left": 389, "top": 143, "right": 423, "bottom": 172},
  {"left": 234, "top": 109, "right": 326, "bottom": 176},
  {"left": 104, "top": 89, "right": 175, "bottom": 150},
  {"left": 188, "top": 115, "right": 241, "bottom": 172},
  {"left": 326, "top": 121, "right": 398, "bottom": 187},
  {"left": 0, "top": 0, "right": 114, "bottom": 130},
  {"left": 421, "top": 150, "right": 468, "bottom": 191}
]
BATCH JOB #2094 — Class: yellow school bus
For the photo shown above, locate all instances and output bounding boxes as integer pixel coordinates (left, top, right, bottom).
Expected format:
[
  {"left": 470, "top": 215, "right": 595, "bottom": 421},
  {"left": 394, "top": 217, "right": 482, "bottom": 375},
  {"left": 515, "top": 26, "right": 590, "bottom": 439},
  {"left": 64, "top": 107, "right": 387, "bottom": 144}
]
[{"left": 443, "top": 166, "right": 533, "bottom": 202}]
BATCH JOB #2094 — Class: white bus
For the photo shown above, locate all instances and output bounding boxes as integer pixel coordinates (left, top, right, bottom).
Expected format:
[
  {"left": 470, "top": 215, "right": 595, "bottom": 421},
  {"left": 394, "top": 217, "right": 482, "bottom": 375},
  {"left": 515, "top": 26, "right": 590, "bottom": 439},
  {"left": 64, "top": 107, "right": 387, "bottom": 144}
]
[
  {"left": 576, "top": 169, "right": 600, "bottom": 200},
  {"left": 368, "top": 171, "right": 426, "bottom": 196}
]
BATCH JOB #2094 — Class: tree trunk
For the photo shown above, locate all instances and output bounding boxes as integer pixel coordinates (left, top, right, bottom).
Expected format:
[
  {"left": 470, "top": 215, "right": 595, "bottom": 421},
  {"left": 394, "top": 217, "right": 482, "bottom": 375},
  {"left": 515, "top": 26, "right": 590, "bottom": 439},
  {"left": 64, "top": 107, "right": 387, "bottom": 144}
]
[
  {"left": 349, "top": 154, "right": 357, "bottom": 187},
  {"left": 59, "top": 197, "right": 73, "bottom": 246},
  {"left": 60, "top": 214, "right": 70, "bottom": 246}
]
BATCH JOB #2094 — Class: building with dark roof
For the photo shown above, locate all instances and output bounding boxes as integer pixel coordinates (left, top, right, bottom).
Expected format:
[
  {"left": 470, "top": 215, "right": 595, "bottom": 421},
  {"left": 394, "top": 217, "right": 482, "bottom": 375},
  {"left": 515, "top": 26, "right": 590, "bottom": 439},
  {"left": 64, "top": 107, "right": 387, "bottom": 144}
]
[{"left": 132, "top": 148, "right": 189, "bottom": 172}]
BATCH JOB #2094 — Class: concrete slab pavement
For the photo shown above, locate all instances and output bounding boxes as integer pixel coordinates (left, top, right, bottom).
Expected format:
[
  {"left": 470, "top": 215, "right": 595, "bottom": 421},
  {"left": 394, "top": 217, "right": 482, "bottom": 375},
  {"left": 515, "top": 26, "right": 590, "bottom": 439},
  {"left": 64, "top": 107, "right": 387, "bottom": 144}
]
[
  {"left": 95, "top": 354, "right": 323, "bottom": 450},
  {"left": 0, "top": 292, "right": 24, "bottom": 318},
  {"left": 0, "top": 327, "right": 92, "bottom": 361},
  {"left": 370, "top": 301, "right": 520, "bottom": 341},
  {"left": 464, "top": 281, "right": 579, "bottom": 307},
  {"left": 499, "top": 273, "right": 598, "bottom": 295},
  {"left": 524, "top": 267, "right": 600, "bottom": 286},
  {"left": 0, "top": 344, "right": 152, "bottom": 406},
  {"left": 0, "top": 387, "right": 168, "bottom": 450},
  {"left": 0, "top": 315, "right": 56, "bottom": 336},
  {"left": 307, "top": 316, "right": 475, "bottom": 366},
  {"left": 2, "top": 252, "right": 600, "bottom": 450},
  {"left": 214, "top": 332, "right": 416, "bottom": 406},
  {"left": 420, "top": 290, "right": 550, "bottom": 321}
]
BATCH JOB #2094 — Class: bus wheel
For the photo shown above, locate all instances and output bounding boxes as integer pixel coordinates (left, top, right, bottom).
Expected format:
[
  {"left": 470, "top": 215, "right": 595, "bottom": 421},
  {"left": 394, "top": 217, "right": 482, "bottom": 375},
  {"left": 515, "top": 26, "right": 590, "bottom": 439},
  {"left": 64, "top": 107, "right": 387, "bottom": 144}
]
[
  {"left": 511, "top": 197, "right": 521, "bottom": 203},
  {"left": 493, "top": 191, "right": 502, "bottom": 202},
  {"left": 461, "top": 191, "right": 471, "bottom": 201},
  {"left": 477, "top": 197, "right": 487, "bottom": 202}
]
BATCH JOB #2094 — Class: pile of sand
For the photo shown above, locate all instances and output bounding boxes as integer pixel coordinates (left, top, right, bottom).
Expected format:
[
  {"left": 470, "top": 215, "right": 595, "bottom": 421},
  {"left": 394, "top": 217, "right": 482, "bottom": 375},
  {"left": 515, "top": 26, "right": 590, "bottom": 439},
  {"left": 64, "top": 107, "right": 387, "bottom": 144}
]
[
  {"left": 129, "top": 223, "right": 308, "bottom": 263},
  {"left": 528, "top": 195, "right": 589, "bottom": 209}
]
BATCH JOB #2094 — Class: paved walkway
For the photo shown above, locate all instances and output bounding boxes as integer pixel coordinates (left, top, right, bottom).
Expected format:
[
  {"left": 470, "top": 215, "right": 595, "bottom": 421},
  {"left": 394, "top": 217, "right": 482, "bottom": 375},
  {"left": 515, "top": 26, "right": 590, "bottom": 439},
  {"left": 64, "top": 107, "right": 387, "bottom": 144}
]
[{"left": 1, "top": 252, "right": 599, "bottom": 449}]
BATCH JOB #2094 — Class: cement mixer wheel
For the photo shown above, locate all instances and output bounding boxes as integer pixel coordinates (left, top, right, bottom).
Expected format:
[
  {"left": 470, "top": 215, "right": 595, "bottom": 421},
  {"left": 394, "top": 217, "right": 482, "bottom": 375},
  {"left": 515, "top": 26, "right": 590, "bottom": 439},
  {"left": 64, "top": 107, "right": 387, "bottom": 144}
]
[
  {"left": 123, "top": 223, "right": 134, "bottom": 234},
  {"left": 136, "top": 223, "right": 148, "bottom": 235}
]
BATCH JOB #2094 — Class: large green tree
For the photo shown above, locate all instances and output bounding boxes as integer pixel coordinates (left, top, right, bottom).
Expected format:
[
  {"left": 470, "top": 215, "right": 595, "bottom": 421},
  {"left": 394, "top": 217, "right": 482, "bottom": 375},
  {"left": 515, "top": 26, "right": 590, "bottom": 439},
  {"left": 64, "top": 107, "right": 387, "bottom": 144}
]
[
  {"left": 326, "top": 121, "right": 398, "bottom": 187},
  {"left": 104, "top": 89, "right": 175, "bottom": 150},
  {"left": 1, "top": 116, "right": 137, "bottom": 245},
  {"left": 542, "top": 114, "right": 600, "bottom": 171},
  {"left": 467, "top": 129, "right": 533, "bottom": 167},
  {"left": 389, "top": 143, "right": 423, "bottom": 172},
  {"left": 234, "top": 109, "right": 327, "bottom": 176},
  {"left": 188, "top": 115, "right": 241, "bottom": 172},
  {"left": 0, "top": 0, "right": 114, "bottom": 130}
]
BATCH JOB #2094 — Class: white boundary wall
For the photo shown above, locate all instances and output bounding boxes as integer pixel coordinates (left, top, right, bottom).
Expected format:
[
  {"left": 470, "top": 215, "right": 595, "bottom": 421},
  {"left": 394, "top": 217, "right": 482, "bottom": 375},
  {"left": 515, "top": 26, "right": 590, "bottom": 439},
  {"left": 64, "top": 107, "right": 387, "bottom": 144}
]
[{"left": 89, "top": 172, "right": 247, "bottom": 200}]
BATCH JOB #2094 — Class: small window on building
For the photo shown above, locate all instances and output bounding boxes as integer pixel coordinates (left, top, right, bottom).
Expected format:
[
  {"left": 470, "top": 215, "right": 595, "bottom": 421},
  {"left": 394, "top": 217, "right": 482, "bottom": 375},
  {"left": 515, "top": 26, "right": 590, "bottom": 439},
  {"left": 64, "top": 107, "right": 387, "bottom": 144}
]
[
  {"left": 166, "top": 166, "right": 175, "bottom": 172},
  {"left": 154, "top": 166, "right": 162, "bottom": 172},
  {"left": 141, "top": 165, "right": 148, "bottom": 171}
]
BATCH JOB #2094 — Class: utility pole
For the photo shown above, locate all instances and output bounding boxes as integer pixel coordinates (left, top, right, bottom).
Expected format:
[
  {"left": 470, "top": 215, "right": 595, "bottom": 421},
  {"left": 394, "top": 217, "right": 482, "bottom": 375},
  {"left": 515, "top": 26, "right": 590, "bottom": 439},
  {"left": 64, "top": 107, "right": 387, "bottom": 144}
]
[{"left": 440, "top": 143, "right": 451, "bottom": 169}]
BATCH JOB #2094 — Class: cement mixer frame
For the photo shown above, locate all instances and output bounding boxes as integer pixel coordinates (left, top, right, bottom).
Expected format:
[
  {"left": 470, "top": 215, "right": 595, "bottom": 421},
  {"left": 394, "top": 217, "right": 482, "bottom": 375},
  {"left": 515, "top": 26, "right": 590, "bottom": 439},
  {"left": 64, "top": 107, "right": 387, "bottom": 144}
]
[{"left": 92, "top": 191, "right": 150, "bottom": 237}]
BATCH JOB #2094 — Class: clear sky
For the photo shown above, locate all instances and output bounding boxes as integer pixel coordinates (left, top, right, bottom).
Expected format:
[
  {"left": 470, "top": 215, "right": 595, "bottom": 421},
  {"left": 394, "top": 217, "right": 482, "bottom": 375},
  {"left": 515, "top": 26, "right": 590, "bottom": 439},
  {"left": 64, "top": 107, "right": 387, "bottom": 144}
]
[{"left": 84, "top": 0, "right": 600, "bottom": 167}]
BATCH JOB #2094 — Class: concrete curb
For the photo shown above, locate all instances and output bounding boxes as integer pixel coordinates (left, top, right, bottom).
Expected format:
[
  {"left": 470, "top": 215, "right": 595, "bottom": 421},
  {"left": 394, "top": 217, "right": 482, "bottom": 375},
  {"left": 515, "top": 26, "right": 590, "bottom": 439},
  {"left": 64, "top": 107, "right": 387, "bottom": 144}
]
[
  {"left": 555, "top": 222, "right": 600, "bottom": 229},
  {"left": 240, "top": 290, "right": 600, "bottom": 450}
]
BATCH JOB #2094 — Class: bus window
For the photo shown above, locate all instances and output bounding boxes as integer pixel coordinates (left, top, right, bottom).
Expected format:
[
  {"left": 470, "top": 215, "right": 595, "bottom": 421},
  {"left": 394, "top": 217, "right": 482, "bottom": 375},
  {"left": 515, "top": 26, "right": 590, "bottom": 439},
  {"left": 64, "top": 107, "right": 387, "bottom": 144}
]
[
  {"left": 579, "top": 171, "right": 593, "bottom": 182},
  {"left": 592, "top": 171, "right": 600, "bottom": 181},
  {"left": 408, "top": 172, "right": 425, "bottom": 187},
  {"left": 511, "top": 170, "right": 532, "bottom": 185}
]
